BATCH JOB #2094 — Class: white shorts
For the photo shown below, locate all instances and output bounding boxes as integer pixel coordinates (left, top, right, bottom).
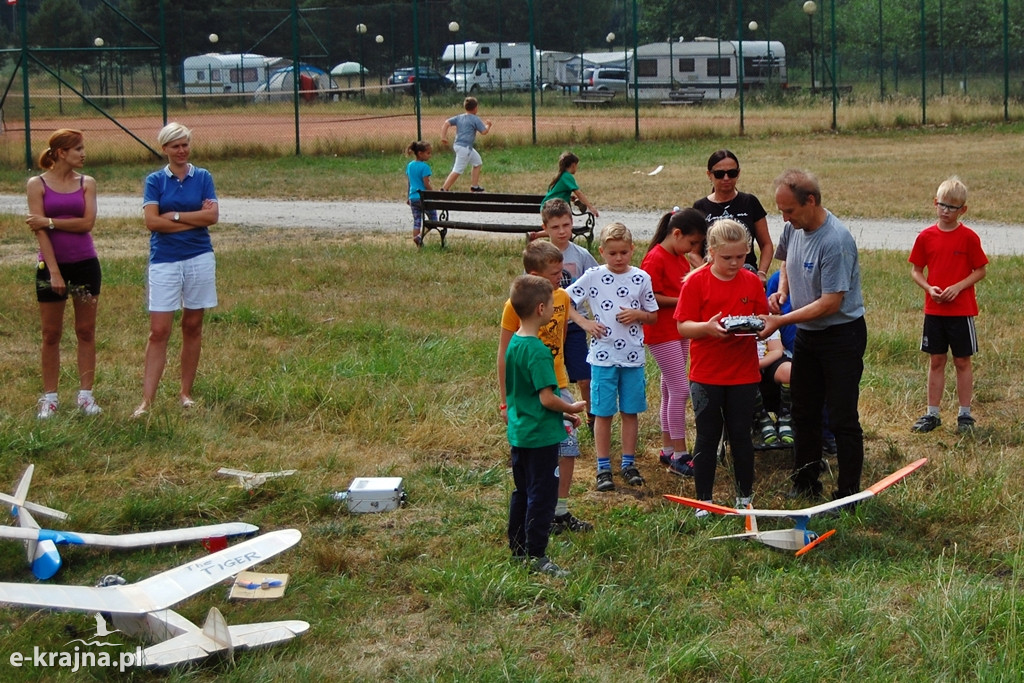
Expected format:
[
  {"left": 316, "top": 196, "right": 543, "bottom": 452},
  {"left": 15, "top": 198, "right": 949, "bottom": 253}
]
[
  {"left": 451, "top": 144, "right": 482, "bottom": 174},
  {"left": 148, "top": 251, "right": 218, "bottom": 312}
]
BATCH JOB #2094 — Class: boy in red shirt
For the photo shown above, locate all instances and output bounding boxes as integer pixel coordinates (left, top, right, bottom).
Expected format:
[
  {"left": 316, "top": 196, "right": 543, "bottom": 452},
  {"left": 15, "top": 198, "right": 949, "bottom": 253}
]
[{"left": 909, "top": 176, "right": 988, "bottom": 434}]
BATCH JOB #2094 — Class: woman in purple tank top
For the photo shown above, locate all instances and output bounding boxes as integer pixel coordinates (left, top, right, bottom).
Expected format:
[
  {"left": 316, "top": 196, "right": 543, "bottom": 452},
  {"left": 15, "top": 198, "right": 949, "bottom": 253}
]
[{"left": 25, "top": 129, "right": 102, "bottom": 419}]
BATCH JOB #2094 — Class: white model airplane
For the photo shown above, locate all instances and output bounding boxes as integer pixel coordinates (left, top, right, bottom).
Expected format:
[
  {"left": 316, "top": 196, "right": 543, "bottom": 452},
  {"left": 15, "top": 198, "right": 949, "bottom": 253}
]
[
  {"left": 665, "top": 458, "right": 927, "bottom": 556},
  {"left": 0, "top": 529, "right": 308, "bottom": 667},
  {"left": 2, "top": 464, "right": 258, "bottom": 579},
  {"left": 216, "top": 467, "right": 297, "bottom": 492}
]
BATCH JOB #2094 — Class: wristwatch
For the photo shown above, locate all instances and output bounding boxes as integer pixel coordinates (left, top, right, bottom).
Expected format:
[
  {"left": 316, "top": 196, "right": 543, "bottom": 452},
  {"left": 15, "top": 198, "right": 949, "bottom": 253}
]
[
  {"left": 47, "top": 220, "right": 55, "bottom": 230},
  {"left": 173, "top": 212, "right": 180, "bottom": 222}
]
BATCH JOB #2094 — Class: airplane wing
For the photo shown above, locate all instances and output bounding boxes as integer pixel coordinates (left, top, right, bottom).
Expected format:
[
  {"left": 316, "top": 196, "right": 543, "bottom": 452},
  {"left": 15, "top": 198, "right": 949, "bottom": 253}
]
[
  {"left": 0, "top": 529, "right": 301, "bottom": 615},
  {"left": 665, "top": 458, "right": 928, "bottom": 519},
  {"left": 229, "top": 620, "right": 310, "bottom": 647},
  {"left": 0, "top": 522, "right": 258, "bottom": 547}
]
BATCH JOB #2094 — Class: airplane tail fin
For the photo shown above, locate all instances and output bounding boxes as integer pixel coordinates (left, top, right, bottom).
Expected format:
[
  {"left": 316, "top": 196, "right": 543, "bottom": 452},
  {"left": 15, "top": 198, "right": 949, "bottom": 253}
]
[
  {"left": 744, "top": 503, "right": 757, "bottom": 535},
  {"left": 2, "top": 464, "right": 68, "bottom": 522},
  {"left": 202, "top": 607, "right": 234, "bottom": 664},
  {"left": 12, "top": 464, "right": 34, "bottom": 509}
]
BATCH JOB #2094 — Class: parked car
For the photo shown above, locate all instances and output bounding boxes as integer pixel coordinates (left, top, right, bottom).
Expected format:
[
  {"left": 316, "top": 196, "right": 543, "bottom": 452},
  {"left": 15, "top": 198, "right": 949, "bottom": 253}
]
[
  {"left": 387, "top": 67, "right": 454, "bottom": 95},
  {"left": 583, "top": 67, "right": 629, "bottom": 92}
]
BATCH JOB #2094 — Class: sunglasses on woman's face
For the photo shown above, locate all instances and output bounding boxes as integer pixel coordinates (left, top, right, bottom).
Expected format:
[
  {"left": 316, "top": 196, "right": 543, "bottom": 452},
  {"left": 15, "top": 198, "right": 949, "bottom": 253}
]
[{"left": 711, "top": 168, "right": 740, "bottom": 179}]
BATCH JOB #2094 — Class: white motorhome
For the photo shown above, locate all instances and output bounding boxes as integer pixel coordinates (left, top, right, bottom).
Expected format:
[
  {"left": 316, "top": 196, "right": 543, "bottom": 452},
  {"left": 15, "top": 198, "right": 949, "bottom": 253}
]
[
  {"left": 182, "top": 53, "right": 273, "bottom": 95},
  {"left": 728, "top": 40, "right": 788, "bottom": 87},
  {"left": 628, "top": 40, "right": 787, "bottom": 100},
  {"left": 440, "top": 42, "right": 538, "bottom": 92}
]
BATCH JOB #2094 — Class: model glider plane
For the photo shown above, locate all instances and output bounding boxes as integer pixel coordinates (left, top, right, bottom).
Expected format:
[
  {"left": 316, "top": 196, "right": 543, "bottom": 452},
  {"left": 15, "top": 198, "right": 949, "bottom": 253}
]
[
  {"left": 0, "top": 528, "right": 308, "bottom": 667},
  {"left": 665, "top": 458, "right": 927, "bottom": 556},
  {"left": 3, "top": 465, "right": 257, "bottom": 579}
]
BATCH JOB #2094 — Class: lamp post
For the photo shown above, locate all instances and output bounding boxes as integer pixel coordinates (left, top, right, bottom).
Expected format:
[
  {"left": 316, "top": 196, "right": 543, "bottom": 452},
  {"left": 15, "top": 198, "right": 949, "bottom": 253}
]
[
  {"left": 356, "top": 23, "right": 367, "bottom": 98},
  {"left": 448, "top": 21, "right": 463, "bottom": 94},
  {"left": 375, "top": 35, "right": 384, "bottom": 87},
  {"left": 803, "top": 1, "right": 817, "bottom": 91},
  {"left": 93, "top": 37, "right": 106, "bottom": 96}
]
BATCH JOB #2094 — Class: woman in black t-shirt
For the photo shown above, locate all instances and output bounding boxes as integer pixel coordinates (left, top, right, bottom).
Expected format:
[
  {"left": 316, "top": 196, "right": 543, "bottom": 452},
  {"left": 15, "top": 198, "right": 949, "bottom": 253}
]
[{"left": 692, "top": 149, "right": 774, "bottom": 283}]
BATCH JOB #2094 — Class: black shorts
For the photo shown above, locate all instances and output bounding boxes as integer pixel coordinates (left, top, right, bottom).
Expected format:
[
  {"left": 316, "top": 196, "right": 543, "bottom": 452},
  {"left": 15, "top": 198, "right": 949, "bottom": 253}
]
[
  {"left": 35, "top": 257, "right": 102, "bottom": 303},
  {"left": 921, "top": 314, "right": 976, "bottom": 358}
]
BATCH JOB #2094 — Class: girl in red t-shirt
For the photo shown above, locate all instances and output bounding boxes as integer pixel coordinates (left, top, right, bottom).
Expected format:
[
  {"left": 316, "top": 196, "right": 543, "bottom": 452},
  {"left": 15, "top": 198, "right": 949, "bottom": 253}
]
[
  {"left": 674, "top": 219, "right": 769, "bottom": 514},
  {"left": 640, "top": 208, "right": 706, "bottom": 475}
]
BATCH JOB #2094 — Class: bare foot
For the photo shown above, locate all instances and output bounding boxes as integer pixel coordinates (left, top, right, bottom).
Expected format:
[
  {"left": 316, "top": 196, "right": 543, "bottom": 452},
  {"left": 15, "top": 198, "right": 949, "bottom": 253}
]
[
  {"left": 180, "top": 396, "right": 196, "bottom": 408},
  {"left": 131, "top": 403, "right": 149, "bottom": 419}
]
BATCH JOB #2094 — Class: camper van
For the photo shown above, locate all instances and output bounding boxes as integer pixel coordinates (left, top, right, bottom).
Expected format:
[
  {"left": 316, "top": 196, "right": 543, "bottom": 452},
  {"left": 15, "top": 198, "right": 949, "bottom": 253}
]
[
  {"left": 627, "top": 40, "right": 787, "bottom": 100},
  {"left": 182, "top": 53, "right": 273, "bottom": 95},
  {"left": 441, "top": 42, "right": 538, "bottom": 92},
  {"left": 728, "top": 40, "right": 788, "bottom": 87}
]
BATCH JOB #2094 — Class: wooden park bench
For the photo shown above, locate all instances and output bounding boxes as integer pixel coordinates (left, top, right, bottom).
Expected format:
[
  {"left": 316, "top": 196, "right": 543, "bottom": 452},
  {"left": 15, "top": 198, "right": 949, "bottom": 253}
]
[
  {"left": 659, "top": 89, "right": 706, "bottom": 106},
  {"left": 420, "top": 191, "right": 596, "bottom": 248},
  {"left": 572, "top": 90, "right": 616, "bottom": 107}
]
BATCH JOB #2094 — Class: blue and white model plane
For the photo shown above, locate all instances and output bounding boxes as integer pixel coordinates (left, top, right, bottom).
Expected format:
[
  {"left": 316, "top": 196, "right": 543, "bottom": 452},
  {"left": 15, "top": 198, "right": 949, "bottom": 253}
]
[{"left": 2, "top": 465, "right": 258, "bottom": 579}]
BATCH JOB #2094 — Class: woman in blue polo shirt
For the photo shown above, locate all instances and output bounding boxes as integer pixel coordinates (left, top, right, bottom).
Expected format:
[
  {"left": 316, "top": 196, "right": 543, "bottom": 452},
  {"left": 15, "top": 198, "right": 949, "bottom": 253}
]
[{"left": 133, "top": 122, "right": 219, "bottom": 418}]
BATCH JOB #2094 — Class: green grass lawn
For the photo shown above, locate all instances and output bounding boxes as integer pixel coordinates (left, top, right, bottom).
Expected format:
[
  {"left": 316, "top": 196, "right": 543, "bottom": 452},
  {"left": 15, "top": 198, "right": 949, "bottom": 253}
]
[{"left": 0, "top": 222, "right": 1021, "bottom": 680}]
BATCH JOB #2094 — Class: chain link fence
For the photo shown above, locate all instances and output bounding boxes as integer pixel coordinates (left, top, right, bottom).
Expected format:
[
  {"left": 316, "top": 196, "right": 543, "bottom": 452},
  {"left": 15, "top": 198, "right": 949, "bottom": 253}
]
[{"left": 2, "top": 0, "right": 1023, "bottom": 169}]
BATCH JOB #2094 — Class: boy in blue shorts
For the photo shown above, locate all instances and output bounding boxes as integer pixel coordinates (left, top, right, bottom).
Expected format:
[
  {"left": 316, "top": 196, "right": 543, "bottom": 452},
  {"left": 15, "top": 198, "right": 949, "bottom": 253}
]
[
  {"left": 568, "top": 223, "right": 659, "bottom": 492},
  {"left": 909, "top": 176, "right": 988, "bottom": 434},
  {"left": 504, "top": 274, "right": 587, "bottom": 577}
]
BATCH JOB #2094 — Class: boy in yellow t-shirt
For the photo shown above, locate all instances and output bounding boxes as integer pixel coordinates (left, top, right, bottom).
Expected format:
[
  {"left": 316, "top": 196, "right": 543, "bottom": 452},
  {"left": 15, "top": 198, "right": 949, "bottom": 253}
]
[{"left": 498, "top": 241, "right": 593, "bottom": 535}]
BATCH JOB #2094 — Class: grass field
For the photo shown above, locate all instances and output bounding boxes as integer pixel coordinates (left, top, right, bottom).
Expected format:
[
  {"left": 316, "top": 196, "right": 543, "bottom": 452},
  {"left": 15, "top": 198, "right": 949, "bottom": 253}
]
[{"left": 0, "top": 199, "right": 1022, "bottom": 680}]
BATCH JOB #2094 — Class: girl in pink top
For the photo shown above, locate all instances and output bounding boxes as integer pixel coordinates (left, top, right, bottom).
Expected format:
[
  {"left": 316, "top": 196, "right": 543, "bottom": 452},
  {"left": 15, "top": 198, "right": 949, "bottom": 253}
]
[
  {"left": 25, "top": 129, "right": 102, "bottom": 418},
  {"left": 640, "top": 208, "right": 706, "bottom": 475}
]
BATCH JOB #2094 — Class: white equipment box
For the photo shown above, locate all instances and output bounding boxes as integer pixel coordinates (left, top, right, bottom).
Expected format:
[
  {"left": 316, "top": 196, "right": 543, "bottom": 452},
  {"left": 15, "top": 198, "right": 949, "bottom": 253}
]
[{"left": 341, "top": 477, "right": 405, "bottom": 513}]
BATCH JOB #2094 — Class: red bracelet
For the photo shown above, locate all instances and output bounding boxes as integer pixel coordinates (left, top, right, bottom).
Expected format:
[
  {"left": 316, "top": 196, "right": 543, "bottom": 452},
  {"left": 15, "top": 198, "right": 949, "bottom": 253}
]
[{"left": 499, "top": 403, "right": 507, "bottom": 410}]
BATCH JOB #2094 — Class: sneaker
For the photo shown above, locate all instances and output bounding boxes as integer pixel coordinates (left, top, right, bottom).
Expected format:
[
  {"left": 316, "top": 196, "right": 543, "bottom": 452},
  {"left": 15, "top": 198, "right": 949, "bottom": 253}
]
[
  {"left": 668, "top": 457, "right": 694, "bottom": 477},
  {"left": 36, "top": 397, "right": 58, "bottom": 419},
  {"left": 413, "top": 234, "right": 423, "bottom": 248},
  {"left": 620, "top": 465, "right": 644, "bottom": 486},
  {"left": 77, "top": 394, "right": 102, "bottom": 416},
  {"left": 736, "top": 496, "right": 752, "bottom": 509},
  {"left": 596, "top": 470, "right": 615, "bottom": 492},
  {"left": 470, "top": 185, "right": 485, "bottom": 192},
  {"left": 658, "top": 451, "right": 674, "bottom": 467},
  {"left": 756, "top": 412, "right": 779, "bottom": 445},
  {"left": 530, "top": 556, "right": 569, "bottom": 578},
  {"left": 694, "top": 506, "right": 711, "bottom": 520},
  {"left": 822, "top": 435, "right": 837, "bottom": 455},
  {"left": 911, "top": 414, "right": 941, "bottom": 433},
  {"left": 550, "top": 512, "right": 594, "bottom": 535},
  {"left": 776, "top": 414, "right": 794, "bottom": 444},
  {"left": 956, "top": 414, "right": 976, "bottom": 434}
]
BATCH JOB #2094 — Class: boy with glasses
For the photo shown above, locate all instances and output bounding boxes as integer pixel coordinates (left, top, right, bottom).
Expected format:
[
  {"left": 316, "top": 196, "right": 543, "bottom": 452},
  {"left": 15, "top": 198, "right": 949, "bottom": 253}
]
[{"left": 909, "top": 176, "right": 989, "bottom": 434}]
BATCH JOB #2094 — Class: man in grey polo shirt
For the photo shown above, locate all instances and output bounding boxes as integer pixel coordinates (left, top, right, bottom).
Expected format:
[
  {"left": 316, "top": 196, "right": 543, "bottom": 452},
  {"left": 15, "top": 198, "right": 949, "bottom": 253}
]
[{"left": 760, "top": 169, "right": 867, "bottom": 503}]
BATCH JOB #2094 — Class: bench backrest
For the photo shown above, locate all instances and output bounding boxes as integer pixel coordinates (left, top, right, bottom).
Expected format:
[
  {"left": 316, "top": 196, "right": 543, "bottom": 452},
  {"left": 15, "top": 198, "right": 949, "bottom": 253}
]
[{"left": 420, "top": 191, "right": 545, "bottom": 215}]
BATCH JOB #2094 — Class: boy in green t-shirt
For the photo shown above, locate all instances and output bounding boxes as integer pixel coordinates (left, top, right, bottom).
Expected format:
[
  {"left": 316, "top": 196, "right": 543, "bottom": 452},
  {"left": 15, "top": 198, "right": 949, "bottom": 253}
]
[
  {"left": 498, "top": 241, "right": 595, "bottom": 536},
  {"left": 504, "top": 274, "right": 587, "bottom": 578}
]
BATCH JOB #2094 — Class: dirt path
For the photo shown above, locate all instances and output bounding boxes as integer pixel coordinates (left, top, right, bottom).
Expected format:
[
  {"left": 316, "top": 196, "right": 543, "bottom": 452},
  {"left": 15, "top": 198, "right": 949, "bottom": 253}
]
[{"left": 2, "top": 193, "right": 1021, "bottom": 254}]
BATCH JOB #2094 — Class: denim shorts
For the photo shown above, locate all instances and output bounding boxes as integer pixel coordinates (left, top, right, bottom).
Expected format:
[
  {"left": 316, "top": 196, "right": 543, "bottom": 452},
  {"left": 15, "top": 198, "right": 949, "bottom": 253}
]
[{"left": 590, "top": 365, "right": 647, "bottom": 416}]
